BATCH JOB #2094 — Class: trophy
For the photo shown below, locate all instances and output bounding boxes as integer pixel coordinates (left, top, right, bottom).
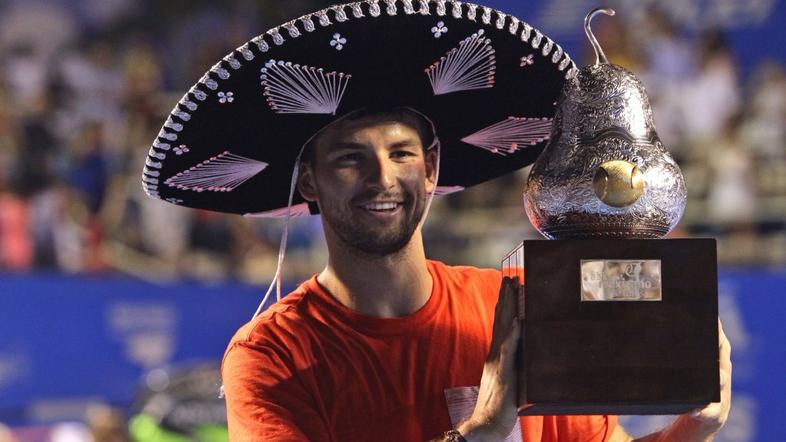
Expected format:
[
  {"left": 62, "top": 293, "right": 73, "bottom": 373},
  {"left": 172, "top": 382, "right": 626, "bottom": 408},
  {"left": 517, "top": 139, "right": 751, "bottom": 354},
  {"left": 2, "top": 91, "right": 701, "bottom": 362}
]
[{"left": 503, "top": 8, "right": 720, "bottom": 415}]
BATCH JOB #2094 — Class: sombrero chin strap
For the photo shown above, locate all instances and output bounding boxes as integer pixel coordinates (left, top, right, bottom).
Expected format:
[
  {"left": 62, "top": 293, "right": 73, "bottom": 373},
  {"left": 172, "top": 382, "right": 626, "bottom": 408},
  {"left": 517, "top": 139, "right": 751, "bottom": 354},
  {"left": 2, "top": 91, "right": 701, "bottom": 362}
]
[
  {"left": 252, "top": 155, "right": 302, "bottom": 319},
  {"left": 251, "top": 139, "right": 441, "bottom": 319}
]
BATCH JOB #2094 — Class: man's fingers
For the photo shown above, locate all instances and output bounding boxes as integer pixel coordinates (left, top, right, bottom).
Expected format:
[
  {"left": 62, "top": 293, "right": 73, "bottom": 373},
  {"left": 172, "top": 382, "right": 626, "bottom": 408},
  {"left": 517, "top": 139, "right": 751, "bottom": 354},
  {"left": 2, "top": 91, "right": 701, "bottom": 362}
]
[{"left": 495, "top": 277, "right": 519, "bottom": 326}]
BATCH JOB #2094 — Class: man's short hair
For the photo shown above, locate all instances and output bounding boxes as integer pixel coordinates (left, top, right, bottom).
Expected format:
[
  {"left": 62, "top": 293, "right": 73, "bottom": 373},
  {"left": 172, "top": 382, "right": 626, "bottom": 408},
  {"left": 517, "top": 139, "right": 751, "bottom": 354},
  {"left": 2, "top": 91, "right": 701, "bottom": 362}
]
[{"left": 301, "top": 107, "right": 436, "bottom": 165}]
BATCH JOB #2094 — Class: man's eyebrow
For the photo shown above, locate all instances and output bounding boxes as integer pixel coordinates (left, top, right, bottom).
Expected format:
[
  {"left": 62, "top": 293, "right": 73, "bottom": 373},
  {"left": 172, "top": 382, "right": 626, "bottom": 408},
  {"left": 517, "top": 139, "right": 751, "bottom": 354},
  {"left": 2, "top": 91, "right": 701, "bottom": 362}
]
[
  {"left": 331, "top": 141, "right": 367, "bottom": 151},
  {"left": 389, "top": 138, "right": 420, "bottom": 149}
]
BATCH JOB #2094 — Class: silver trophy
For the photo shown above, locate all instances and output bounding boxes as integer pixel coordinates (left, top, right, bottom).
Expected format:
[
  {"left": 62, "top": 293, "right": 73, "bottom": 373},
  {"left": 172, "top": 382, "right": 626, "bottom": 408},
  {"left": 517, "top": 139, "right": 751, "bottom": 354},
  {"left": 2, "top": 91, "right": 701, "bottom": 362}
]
[{"left": 505, "top": 8, "right": 719, "bottom": 415}]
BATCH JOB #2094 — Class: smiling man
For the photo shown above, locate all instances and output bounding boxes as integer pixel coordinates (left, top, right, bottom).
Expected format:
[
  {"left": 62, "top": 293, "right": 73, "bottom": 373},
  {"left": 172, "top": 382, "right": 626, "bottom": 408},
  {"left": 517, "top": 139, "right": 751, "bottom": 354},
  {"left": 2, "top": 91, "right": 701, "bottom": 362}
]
[{"left": 143, "top": 2, "right": 730, "bottom": 441}]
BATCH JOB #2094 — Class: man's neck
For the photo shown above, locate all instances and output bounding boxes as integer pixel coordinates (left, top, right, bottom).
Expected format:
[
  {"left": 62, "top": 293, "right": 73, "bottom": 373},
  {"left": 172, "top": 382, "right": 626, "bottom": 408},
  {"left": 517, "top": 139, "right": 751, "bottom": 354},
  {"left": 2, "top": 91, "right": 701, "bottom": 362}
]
[{"left": 317, "top": 230, "right": 433, "bottom": 318}]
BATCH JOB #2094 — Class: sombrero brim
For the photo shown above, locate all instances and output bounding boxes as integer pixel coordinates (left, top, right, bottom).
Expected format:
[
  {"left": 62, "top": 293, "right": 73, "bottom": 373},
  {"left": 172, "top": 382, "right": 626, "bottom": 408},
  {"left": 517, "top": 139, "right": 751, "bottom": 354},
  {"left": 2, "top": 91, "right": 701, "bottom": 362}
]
[{"left": 142, "top": 0, "right": 577, "bottom": 217}]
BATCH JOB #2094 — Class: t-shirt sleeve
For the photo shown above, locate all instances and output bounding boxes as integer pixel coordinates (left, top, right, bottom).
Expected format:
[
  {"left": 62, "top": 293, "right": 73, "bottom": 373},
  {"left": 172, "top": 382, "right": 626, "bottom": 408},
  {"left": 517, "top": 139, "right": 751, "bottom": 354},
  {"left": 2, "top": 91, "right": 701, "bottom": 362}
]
[{"left": 222, "top": 341, "right": 329, "bottom": 442}]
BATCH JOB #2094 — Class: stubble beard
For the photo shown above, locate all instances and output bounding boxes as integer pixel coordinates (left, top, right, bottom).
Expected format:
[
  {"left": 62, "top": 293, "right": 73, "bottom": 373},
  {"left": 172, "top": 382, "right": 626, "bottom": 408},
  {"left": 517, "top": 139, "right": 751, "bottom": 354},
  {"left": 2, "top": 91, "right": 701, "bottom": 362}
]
[{"left": 322, "top": 193, "right": 427, "bottom": 257}]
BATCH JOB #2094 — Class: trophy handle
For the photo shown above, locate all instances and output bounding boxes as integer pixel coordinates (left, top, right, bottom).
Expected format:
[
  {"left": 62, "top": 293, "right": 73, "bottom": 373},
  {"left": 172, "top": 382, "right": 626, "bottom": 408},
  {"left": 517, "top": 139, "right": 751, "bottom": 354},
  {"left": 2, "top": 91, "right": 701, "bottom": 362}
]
[{"left": 584, "top": 7, "right": 616, "bottom": 66}]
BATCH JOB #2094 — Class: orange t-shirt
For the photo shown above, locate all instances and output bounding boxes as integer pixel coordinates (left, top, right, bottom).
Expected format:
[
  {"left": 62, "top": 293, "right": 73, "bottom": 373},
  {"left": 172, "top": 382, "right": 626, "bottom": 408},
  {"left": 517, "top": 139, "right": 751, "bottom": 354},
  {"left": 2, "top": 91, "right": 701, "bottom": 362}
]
[{"left": 222, "top": 260, "right": 617, "bottom": 441}]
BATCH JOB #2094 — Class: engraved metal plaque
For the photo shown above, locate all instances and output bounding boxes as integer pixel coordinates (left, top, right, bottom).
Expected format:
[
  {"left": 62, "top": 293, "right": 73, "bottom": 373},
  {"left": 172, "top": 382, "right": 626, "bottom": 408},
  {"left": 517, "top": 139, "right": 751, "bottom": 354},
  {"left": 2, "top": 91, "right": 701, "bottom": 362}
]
[{"left": 580, "top": 259, "right": 662, "bottom": 301}]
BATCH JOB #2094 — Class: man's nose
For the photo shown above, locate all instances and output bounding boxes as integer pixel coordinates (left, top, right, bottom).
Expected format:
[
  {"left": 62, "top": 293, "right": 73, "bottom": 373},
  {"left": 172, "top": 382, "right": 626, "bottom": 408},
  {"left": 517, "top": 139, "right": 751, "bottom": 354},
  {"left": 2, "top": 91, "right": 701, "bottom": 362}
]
[{"left": 366, "top": 153, "right": 395, "bottom": 190}]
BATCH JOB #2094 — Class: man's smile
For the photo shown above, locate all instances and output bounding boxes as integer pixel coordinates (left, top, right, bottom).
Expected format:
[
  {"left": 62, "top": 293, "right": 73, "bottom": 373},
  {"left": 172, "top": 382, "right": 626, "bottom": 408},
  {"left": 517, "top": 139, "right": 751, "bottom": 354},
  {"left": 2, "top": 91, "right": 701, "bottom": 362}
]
[{"left": 356, "top": 201, "right": 405, "bottom": 218}]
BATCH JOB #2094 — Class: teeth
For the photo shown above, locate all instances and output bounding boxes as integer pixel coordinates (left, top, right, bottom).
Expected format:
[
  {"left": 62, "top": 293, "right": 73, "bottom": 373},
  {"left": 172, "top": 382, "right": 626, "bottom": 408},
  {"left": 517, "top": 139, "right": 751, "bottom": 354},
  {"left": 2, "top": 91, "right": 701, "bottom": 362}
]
[{"left": 364, "top": 202, "right": 398, "bottom": 211}]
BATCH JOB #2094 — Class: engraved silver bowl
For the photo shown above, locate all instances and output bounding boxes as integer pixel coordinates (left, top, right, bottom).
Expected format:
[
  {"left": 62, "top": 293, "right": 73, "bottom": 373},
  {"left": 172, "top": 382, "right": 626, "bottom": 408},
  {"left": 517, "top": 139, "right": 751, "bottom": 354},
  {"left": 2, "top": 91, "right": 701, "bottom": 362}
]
[{"left": 524, "top": 8, "right": 686, "bottom": 239}]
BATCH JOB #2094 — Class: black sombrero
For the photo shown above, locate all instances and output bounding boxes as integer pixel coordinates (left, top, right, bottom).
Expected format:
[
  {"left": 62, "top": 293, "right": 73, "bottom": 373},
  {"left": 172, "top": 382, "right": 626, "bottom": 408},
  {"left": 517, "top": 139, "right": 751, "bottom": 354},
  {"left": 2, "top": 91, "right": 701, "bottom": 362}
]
[{"left": 142, "top": 0, "right": 577, "bottom": 217}]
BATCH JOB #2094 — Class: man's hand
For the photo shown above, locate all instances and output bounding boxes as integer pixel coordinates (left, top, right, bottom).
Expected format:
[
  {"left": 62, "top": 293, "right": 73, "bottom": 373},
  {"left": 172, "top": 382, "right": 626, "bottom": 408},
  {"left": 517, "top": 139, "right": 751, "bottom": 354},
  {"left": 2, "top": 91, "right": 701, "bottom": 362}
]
[
  {"left": 688, "top": 319, "right": 732, "bottom": 434},
  {"left": 457, "top": 276, "right": 523, "bottom": 442}
]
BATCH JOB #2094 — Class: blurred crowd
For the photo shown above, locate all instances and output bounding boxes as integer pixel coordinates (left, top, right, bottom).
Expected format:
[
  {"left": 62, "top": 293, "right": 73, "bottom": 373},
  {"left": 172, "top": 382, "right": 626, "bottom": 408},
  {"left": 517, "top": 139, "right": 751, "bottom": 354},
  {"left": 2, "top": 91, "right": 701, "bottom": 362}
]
[{"left": 0, "top": 0, "right": 784, "bottom": 285}]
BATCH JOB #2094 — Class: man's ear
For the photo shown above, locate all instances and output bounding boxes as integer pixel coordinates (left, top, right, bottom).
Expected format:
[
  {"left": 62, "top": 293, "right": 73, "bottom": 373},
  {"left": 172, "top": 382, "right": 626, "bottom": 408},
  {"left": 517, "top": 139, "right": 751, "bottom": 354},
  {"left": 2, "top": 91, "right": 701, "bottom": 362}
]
[
  {"left": 297, "top": 161, "right": 318, "bottom": 202},
  {"left": 424, "top": 147, "right": 438, "bottom": 193}
]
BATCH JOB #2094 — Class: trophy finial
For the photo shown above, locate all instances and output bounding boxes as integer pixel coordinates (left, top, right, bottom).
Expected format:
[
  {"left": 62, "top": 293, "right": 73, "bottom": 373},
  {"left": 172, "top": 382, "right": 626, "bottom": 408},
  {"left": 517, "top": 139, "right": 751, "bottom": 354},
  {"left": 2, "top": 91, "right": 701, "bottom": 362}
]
[{"left": 584, "top": 7, "right": 615, "bottom": 66}]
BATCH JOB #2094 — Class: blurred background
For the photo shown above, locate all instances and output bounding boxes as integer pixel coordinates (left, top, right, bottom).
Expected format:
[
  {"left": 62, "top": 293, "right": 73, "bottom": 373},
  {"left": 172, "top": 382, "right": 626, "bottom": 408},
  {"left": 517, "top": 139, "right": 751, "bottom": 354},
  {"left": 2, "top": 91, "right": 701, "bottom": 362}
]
[{"left": 0, "top": 0, "right": 783, "bottom": 441}]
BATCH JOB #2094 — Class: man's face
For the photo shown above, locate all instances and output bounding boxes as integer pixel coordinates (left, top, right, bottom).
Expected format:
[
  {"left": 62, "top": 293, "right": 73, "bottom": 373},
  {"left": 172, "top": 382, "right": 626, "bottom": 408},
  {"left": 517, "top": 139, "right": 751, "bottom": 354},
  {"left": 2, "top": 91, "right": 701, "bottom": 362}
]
[{"left": 299, "top": 117, "right": 436, "bottom": 256}]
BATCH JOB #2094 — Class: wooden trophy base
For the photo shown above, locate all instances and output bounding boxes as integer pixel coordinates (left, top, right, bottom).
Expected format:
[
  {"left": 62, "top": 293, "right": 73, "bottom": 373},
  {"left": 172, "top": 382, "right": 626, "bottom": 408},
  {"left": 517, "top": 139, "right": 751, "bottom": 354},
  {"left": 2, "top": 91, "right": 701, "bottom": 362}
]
[{"left": 502, "top": 238, "right": 720, "bottom": 415}]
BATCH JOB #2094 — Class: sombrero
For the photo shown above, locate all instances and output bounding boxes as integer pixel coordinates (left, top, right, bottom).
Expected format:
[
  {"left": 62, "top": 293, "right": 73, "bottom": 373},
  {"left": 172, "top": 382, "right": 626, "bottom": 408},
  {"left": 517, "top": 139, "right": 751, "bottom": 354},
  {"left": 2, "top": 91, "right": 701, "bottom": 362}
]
[{"left": 142, "top": 0, "right": 577, "bottom": 217}]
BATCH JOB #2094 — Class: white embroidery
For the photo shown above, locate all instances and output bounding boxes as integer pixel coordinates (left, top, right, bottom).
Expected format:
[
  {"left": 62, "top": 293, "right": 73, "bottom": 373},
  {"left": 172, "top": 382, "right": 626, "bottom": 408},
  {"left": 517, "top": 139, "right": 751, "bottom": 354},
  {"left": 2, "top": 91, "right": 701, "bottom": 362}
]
[
  {"left": 509, "top": 17, "right": 520, "bottom": 34},
  {"left": 269, "top": 29, "right": 284, "bottom": 45},
  {"left": 418, "top": 0, "right": 430, "bottom": 15},
  {"left": 520, "top": 54, "right": 534, "bottom": 67},
  {"left": 402, "top": 0, "right": 415, "bottom": 14},
  {"left": 146, "top": 157, "right": 162, "bottom": 169},
  {"left": 541, "top": 39, "right": 553, "bottom": 56},
  {"left": 431, "top": 21, "right": 448, "bottom": 38},
  {"left": 467, "top": 4, "right": 477, "bottom": 20},
  {"left": 330, "top": 33, "right": 347, "bottom": 50},
  {"left": 351, "top": 3, "right": 364, "bottom": 18},
  {"left": 165, "top": 151, "right": 268, "bottom": 193},
  {"left": 245, "top": 203, "right": 312, "bottom": 218},
  {"left": 158, "top": 130, "right": 178, "bottom": 142},
  {"left": 368, "top": 0, "right": 381, "bottom": 17},
  {"left": 520, "top": 22, "right": 532, "bottom": 42},
  {"left": 261, "top": 60, "right": 352, "bottom": 115},
  {"left": 559, "top": 56, "right": 571, "bottom": 71},
  {"left": 182, "top": 99, "right": 198, "bottom": 111},
  {"left": 201, "top": 76, "right": 218, "bottom": 90},
  {"left": 283, "top": 22, "right": 300, "bottom": 38},
  {"left": 165, "top": 117, "right": 183, "bottom": 132},
  {"left": 165, "top": 198, "right": 184, "bottom": 204},
  {"left": 239, "top": 46, "right": 254, "bottom": 61},
  {"left": 153, "top": 140, "right": 171, "bottom": 150},
  {"left": 252, "top": 36, "right": 270, "bottom": 52},
  {"left": 333, "top": 5, "right": 349, "bottom": 22},
  {"left": 384, "top": 0, "right": 397, "bottom": 15},
  {"left": 425, "top": 30, "right": 496, "bottom": 96},
  {"left": 451, "top": 1, "right": 462, "bottom": 18},
  {"left": 551, "top": 44, "right": 563, "bottom": 64},
  {"left": 495, "top": 11, "right": 506, "bottom": 29},
  {"left": 301, "top": 16, "right": 316, "bottom": 32},
  {"left": 481, "top": 6, "right": 492, "bottom": 24},
  {"left": 531, "top": 30, "right": 543, "bottom": 49},
  {"left": 211, "top": 64, "right": 230, "bottom": 79},
  {"left": 218, "top": 91, "right": 234, "bottom": 104},
  {"left": 315, "top": 9, "right": 331, "bottom": 26},
  {"left": 190, "top": 86, "right": 207, "bottom": 101},
  {"left": 434, "top": 185, "right": 464, "bottom": 195},
  {"left": 224, "top": 55, "right": 241, "bottom": 70},
  {"left": 436, "top": 0, "right": 447, "bottom": 16},
  {"left": 461, "top": 117, "right": 553, "bottom": 156},
  {"left": 174, "top": 144, "right": 190, "bottom": 155},
  {"left": 173, "top": 110, "right": 191, "bottom": 121}
]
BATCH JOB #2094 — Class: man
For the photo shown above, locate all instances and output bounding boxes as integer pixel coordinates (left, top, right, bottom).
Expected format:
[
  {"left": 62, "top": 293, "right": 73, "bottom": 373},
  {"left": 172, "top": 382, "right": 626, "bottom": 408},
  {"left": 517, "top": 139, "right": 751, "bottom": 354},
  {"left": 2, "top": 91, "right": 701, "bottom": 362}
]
[
  {"left": 142, "top": 3, "right": 730, "bottom": 441},
  {"left": 219, "top": 108, "right": 730, "bottom": 441}
]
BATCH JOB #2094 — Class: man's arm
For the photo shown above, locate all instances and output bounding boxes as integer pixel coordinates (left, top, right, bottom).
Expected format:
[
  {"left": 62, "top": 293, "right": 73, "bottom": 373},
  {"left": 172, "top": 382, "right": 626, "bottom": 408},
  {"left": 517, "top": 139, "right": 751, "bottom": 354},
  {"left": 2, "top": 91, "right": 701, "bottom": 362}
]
[
  {"left": 429, "top": 276, "right": 523, "bottom": 442},
  {"left": 609, "top": 320, "right": 733, "bottom": 442}
]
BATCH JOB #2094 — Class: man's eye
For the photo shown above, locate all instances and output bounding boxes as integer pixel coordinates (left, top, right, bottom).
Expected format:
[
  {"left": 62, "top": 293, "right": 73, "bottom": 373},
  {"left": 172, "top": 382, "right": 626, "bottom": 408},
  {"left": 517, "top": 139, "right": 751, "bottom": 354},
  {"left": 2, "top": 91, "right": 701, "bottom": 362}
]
[
  {"left": 391, "top": 150, "right": 416, "bottom": 159},
  {"left": 337, "top": 153, "right": 363, "bottom": 162}
]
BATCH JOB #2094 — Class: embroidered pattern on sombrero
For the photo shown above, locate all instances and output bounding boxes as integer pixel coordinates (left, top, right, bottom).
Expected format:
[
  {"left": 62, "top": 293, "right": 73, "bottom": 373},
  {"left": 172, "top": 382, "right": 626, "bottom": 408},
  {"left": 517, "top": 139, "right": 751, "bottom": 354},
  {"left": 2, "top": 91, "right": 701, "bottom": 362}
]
[
  {"left": 164, "top": 151, "right": 268, "bottom": 193},
  {"left": 426, "top": 29, "right": 495, "bottom": 96},
  {"left": 260, "top": 60, "right": 352, "bottom": 114},
  {"left": 461, "top": 117, "right": 553, "bottom": 156}
]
